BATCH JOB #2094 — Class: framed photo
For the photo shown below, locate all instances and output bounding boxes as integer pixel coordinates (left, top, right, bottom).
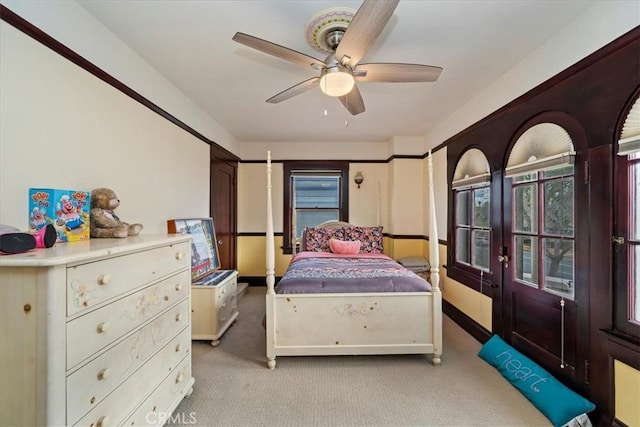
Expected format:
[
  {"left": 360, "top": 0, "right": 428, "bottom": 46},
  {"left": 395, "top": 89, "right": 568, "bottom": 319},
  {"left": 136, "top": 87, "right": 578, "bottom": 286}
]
[{"left": 167, "top": 218, "right": 220, "bottom": 281}]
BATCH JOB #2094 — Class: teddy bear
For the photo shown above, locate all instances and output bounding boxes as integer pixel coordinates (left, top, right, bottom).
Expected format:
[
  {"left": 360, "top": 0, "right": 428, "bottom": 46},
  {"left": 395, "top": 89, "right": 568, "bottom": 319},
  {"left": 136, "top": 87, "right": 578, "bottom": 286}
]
[{"left": 90, "top": 188, "right": 143, "bottom": 238}]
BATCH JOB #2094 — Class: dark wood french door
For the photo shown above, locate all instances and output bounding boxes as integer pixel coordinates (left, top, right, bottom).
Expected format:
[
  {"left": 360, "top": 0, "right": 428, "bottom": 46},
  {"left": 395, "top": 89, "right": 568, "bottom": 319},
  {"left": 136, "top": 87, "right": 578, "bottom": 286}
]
[{"left": 501, "top": 166, "right": 588, "bottom": 385}]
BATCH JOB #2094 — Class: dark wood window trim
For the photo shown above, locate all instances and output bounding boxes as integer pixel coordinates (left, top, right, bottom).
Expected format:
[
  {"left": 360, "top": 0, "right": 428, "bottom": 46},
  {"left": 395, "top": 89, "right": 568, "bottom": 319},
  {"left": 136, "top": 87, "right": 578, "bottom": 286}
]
[{"left": 282, "top": 161, "right": 349, "bottom": 254}]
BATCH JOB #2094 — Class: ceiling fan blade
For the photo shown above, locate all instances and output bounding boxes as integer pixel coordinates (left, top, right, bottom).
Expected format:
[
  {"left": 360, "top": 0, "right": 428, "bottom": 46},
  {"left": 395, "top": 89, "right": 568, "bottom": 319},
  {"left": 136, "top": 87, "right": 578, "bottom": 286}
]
[
  {"left": 339, "top": 84, "right": 365, "bottom": 116},
  {"left": 266, "top": 77, "right": 320, "bottom": 104},
  {"left": 233, "top": 32, "right": 325, "bottom": 70},
  {"left": 335, "top": 0, "right": 399, "bottom": 68},
  {"left": 355, "top": 63, "right": 443, "bottom": 82}
]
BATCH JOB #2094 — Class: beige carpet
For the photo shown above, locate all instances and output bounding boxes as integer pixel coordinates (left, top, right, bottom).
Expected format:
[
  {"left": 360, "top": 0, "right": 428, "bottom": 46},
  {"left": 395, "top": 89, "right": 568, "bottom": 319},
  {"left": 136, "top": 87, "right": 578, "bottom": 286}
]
[{"left": 168, "top": 287, "right": 550, "bottom": 427}]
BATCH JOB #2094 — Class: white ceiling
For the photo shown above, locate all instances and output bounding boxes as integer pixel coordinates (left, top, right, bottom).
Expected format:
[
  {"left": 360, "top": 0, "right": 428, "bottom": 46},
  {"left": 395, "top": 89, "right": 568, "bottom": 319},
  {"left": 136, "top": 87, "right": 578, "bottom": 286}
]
[{"left": 77, "top": 0, "right": 596, "bottom": 144}]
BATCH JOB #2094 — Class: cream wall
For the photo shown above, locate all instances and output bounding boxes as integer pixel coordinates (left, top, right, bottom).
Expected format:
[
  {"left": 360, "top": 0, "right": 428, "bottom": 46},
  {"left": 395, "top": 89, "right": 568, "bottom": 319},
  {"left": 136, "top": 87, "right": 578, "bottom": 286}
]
[
  {"left": 0, "top": 0, "right": 238, "bottom": 154},
  {"left": 0, "top": 22, "right": 210, "bottom": 231},
  {"left": 387, "top": 158, "right": 424, "bottom": 235},
  {"left": 238, "top": 162, "right": 284, "bottom": 233}
]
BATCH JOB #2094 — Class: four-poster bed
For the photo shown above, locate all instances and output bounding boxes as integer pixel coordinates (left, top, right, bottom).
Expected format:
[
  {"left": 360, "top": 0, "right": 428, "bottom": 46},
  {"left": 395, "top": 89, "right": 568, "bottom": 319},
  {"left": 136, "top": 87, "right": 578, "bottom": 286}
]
[{"left": 264, "top": 151, "right": 442, "bottom": 369}]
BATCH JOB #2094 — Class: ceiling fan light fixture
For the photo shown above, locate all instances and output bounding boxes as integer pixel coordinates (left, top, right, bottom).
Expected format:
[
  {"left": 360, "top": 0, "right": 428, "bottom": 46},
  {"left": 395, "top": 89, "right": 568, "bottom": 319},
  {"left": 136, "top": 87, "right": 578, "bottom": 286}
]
[{"left": 319, "top": 66, "right": 355, "bottom": 97}]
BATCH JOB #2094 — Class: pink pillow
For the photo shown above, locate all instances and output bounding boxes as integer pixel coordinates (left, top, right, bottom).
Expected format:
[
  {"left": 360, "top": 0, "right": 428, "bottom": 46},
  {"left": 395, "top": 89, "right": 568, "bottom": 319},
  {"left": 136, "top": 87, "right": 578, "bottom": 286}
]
[{"left": 329, "top": 239, "right": 361, "bottom": 254}]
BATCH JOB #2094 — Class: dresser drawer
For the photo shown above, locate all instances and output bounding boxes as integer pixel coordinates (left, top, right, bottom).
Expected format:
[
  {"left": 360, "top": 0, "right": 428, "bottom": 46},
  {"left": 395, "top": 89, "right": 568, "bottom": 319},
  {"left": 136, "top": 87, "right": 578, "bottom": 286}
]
[
  {"left": 67, "top": 241, "right": 190, "bottom": 316},
  {"left": 72, "top": 328, "right": 191, "bottom": 427},
  {"left": 122, "top": 357, "right": 192, "bottom": 427},
  {"left": 67, "top": 270, "right": 189, "bottom": 369},
  {"left": 66, "top": 299, "right": 189, "bottom": 424}
]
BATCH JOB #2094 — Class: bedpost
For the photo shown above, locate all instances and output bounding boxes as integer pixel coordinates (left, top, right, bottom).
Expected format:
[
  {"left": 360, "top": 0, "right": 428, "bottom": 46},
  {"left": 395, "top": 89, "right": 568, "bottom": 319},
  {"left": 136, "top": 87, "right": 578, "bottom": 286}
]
[
  {"left": 428, "top": 150, "right": 443, "bottom": 365},
  {"left": 266, "top": 151, "right": 276, "bottom": 368},
  {"left": 291, "top": 178, "right": 297, "bottom": 256}
]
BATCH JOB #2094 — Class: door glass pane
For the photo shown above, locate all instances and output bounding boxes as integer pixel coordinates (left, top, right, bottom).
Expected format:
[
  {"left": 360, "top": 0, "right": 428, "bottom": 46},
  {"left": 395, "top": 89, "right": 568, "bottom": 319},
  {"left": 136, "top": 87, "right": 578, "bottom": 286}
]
[
  {"left": 543, "top": 238, "right": 574, "bottom": 299},
  {"left": 456, "top": 191, "right": 470, "bottom": 226},
  {"left": 515, "top": 235, "right": 538, "bottom": 286},
  {"left": 295, "top": 209, "right": 338, "bottom": 238},
  {"left": 456, "top": 228, "right": 470, "bottom": 264},
  {"left": 514, "top": 184, "right": 537, "bottom": 233},
  {"left": 473, "top": 187, "right": 490, "bottom": 228},
  {"left": 543, "top": 177, "right": 574, "bottom": 236},
  {"left": 472, "top": 230, "right": 490, "bottom": 270}
]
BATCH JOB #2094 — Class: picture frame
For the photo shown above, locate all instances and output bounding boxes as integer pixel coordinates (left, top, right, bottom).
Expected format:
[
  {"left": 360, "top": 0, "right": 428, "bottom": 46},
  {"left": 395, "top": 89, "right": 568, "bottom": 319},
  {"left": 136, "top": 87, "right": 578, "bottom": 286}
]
[{"left": 167, "top": 217, "right": 220, "bottom": 281}]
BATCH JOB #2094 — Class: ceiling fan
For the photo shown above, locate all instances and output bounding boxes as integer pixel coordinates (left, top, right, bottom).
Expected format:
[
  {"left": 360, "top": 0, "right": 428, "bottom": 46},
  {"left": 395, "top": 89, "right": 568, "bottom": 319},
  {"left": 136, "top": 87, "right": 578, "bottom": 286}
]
[{"left": 232, "top": 0, "right": 442, "bottom": 116}]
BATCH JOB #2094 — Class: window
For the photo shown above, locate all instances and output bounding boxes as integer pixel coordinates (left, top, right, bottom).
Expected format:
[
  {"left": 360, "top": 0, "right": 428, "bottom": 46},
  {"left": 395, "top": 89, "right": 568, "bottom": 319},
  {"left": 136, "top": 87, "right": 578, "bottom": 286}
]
[
  {"left": 293, "top": 175, "right": 340, "bottom": 238},
  {"left": 454, "top": 185, "right": 491, "bottom": 270},
  {"left": 511, "top": 166, "right": 575, "bottom": 299},
  {"left": 449, "top": 148, "right": 492, "bottom": 286},
  {"left": 283, "top": 161, "right": 349, "bottom": 254}
]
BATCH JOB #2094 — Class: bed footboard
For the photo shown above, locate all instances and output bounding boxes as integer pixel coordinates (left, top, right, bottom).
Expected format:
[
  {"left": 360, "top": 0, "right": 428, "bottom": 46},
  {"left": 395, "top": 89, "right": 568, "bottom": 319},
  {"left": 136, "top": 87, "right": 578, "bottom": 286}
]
[{"left": 266, "top": 291, "right": 442, "bottom": 368}]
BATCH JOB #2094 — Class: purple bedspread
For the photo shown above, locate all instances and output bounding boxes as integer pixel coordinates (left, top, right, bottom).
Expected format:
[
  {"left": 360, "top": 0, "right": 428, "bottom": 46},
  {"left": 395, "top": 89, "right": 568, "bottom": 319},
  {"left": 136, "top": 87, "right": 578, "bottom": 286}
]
[{"left": 276, "top": 253, "right": 431, "bottom": 294}]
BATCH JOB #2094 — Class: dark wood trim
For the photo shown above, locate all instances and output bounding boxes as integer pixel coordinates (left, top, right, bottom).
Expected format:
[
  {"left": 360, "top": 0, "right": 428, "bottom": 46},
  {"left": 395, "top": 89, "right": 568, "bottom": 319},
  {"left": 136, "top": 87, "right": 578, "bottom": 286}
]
[
  {"left": 446, "top": 265, "right": 496, "bottom": 297},
  {"left": 603, "top": 330, "right": 640, "bottom": 369},
  {"left": 443, "top": 300, "right": 492, "bottom": 344},
  {"left": 237, "top": 232, "right": 284, "bottom": 237},
  {"left": 348, "top": 159, "right": 389, "bottom": 164},
  {"left": 613, "top": 87, "right": 640, "bottom": 340},
  {"left": 388, "top": 155, "right": 424, "bottom": 161},
  {"left": 612, "top": 418, "right": 629, "bottom": 427},
  {"left": 383, "top": 233, "right": 425, "bottom": 240},
  {"left": 0, "top": 4, "right": 241, "bottom": 162}
]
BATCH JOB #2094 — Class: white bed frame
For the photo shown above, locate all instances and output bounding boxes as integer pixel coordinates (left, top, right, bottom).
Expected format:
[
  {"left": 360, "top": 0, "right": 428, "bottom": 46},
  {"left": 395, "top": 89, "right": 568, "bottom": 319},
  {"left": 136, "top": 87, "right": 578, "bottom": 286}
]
[{"left": 265, "top": 151, "right": 442, "bottom": 369}]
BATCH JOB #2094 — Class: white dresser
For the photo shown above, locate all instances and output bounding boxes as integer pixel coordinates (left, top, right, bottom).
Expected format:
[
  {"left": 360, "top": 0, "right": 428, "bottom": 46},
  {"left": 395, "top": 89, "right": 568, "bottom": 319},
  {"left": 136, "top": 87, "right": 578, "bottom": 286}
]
[{"left": 0, "top": 235, "right": 195, "bottom": 426}]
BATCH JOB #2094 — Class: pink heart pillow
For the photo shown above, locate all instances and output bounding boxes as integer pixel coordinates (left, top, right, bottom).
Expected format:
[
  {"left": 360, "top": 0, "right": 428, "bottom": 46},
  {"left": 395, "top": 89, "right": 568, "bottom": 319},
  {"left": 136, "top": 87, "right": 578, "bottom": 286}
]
[{"left": 329, "top": 238, "right": 361, "bottom": 254}]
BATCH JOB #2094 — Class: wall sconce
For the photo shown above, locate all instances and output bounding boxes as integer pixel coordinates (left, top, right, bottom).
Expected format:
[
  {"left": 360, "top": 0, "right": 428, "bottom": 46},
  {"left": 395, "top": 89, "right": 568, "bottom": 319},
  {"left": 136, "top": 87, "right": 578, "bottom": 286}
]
[{"left": 354, "top": 171, "right": 364, "bottom": 189}]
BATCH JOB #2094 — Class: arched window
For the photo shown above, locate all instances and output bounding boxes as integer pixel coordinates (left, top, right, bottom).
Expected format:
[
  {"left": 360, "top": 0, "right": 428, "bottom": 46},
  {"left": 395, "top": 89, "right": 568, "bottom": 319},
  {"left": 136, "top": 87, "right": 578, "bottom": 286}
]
[{"left": 452, "top": 148, "right": 491, "bottom": 272}]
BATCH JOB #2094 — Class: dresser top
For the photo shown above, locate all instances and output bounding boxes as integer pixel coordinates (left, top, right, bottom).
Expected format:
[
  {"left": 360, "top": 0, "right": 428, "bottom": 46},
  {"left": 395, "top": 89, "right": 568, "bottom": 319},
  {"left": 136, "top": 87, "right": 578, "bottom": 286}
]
[{"left": 0, "top": 234, "right": 191, "bottom": 267}]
